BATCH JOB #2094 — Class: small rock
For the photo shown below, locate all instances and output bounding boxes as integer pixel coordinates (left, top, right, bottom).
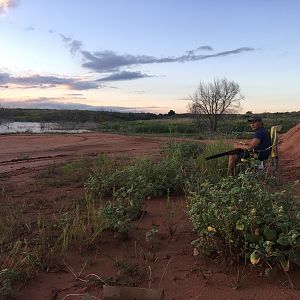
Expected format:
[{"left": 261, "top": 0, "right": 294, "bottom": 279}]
[{"left": 193, "top": 248, "right": 200, "bottom": 256}]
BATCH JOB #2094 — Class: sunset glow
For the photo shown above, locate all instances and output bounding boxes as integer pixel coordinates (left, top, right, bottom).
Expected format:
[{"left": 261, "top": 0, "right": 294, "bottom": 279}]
[{"left": 1, "top": 0, "right": 300, "bottom": 113}]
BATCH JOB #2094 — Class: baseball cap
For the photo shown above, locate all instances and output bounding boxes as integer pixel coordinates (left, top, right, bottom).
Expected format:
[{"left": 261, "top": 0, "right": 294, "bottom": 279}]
[{"left": 247, "top": 115, "right": 262, "bottom": 123}]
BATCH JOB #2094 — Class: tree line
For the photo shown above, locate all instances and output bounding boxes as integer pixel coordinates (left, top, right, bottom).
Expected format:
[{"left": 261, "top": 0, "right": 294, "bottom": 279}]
[{"left": 0, "top": 108, "right": 178, "bottom": 123}]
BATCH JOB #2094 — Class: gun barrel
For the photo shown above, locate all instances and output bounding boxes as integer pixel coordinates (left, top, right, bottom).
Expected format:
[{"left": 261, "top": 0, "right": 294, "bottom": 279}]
[{"left": 205, "top": 149, "right": 243, "bottom": 160}]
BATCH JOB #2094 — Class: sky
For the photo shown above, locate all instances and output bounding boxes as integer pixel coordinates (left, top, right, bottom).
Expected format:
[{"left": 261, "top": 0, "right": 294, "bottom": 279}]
[{"left": 0, "top": 0, "right": 299, "bottom": 114}]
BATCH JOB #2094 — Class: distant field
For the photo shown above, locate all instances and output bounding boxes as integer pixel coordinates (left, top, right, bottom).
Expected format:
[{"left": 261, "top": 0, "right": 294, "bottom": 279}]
[
  {"left": 1, "top": 108, "right": 299, "bottom": 138},
  {"left": 97, "top": 114, "right": 300, "bottom": 139}
]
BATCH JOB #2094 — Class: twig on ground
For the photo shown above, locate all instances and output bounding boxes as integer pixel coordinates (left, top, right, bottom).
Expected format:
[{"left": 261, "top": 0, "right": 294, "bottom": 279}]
[
  {"left": 61, "top": 293, "right": 101, "bottom": 300},
  {"left": 85, "top": 273, "right": 109, "bottom": 286},
  {"left": 159, "top": 257, "right": 173, "bottom": 287},
  {"left": 148, "top": 266, "right": 152, "bottom": 289}
]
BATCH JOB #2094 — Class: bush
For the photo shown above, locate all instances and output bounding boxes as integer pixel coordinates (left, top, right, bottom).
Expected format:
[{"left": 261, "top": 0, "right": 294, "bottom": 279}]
[
  {"left": 187, "top": 173, "right": 300, "bottom": 272},
  {"left": 86, "top": 142, "right": 201, "bottom": 199},
  {"left": 86, "top": 142, "right": 201, "bottom": 237},
  {"left": 162, "top": 140, "right": 203, "bottom": 159}
]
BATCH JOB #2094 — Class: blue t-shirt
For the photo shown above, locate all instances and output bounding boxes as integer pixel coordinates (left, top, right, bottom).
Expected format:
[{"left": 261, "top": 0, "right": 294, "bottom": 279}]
[{"left": 254, "top": 127, "right": 272, "bottom": 160}]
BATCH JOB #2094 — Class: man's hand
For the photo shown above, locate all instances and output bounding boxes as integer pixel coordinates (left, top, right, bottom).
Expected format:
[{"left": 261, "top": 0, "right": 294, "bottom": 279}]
[
  {"left": 233, "top": 142, "right": 244, "bottom": 149},
  {"left": 233, "top": 138, "right": 260, "bottom": 151}
]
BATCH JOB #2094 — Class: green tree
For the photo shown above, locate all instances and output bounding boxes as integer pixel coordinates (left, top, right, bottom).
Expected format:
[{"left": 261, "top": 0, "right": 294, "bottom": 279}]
[{"left": 167, "top": 110, "right": 176, "bottom": 116}]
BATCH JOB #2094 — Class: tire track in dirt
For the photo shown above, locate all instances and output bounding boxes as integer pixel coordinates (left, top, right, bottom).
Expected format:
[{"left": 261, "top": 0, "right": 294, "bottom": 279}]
[{"left": 0, "top": 154, "right": 69, "bottom": 165}]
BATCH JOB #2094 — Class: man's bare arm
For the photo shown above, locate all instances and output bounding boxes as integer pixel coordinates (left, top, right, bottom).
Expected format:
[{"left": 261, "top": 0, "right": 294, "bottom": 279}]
[{"left": 234, "top": 138, "right": 260, "bottom": 151}]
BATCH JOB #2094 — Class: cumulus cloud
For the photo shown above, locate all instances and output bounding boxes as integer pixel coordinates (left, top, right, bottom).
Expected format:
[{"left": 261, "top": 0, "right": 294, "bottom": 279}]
[
  {"left": 81, "top": 47, "right": 255, "bottom": 73},
  {"left": 97, "top": 71, "right": 152, "bottom": 82},
  {"left": 0, "top": 0, "right": 20, "bottom": 15},
  {"left": 0, "top": 71, "right": 102, "bottom": 90}
]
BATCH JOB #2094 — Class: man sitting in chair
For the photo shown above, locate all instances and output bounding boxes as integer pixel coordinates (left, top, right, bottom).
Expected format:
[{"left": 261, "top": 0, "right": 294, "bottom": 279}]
[{"left": 228, "top": 115, "right": 272, "bottom": 175}]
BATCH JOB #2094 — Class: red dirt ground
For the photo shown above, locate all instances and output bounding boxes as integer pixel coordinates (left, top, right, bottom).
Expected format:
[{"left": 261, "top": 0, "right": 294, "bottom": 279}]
[
  {"left": 1, "top": 131, "right": 300, "bottom": 300},
  {"left": 280, "top": 123, "right": 300, "bottom": 193}
]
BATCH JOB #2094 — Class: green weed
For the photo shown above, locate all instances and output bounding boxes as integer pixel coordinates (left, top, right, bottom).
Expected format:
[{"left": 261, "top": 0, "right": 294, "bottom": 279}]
[{"left": 188, "top": 172, "right": 300, "bottom": 275}]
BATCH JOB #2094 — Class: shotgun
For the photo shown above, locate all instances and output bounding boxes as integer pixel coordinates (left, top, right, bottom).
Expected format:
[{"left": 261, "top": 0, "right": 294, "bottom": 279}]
[{"left": 205, "top": 148, "right": 244, "bottom": 160}]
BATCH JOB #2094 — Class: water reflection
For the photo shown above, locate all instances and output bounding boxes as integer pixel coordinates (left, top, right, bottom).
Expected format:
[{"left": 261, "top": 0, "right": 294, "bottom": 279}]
[{"left": 0, "top": 122, "right": 91, "bottom": 134}]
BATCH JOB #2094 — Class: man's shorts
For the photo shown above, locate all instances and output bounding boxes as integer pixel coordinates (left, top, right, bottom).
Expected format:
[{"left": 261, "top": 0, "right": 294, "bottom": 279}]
[
  {"left": 236, "top": 149, "right": 270, "bottom": 161},
  {"left": 236, "top": 149, "right": 251, "bottom": 160}
]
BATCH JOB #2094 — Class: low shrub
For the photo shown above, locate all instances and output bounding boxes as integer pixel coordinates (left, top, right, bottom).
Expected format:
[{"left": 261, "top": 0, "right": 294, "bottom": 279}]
[
  {"left": 86, "top": 142, "right": 200, "bottom": 199},
  {"left": 86, "top": 142, "right": 201, "bottom": 237},
  {"left": 187, "top": 173, "right": 300, "bottom": 273}
]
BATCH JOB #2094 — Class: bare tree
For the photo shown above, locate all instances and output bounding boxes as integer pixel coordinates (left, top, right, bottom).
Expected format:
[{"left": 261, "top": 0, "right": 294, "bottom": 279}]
[{"left": 188, "top": 78, "right": 243, "bottom": 133}]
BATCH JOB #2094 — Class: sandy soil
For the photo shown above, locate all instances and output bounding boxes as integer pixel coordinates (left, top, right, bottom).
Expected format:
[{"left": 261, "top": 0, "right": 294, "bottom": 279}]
[{"left": 1, "top": 131, "right": 300, "bottom": 300}]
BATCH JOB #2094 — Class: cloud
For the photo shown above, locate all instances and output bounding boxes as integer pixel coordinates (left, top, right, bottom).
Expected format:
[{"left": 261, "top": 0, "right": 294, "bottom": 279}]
[
  {"left": 196, "top": 46, "right": 214, "bottom": 51},
  {"left": 81, "top": 47, "right": 255, "bottom": 73},
  {"left": 0, "top": 98, "right": 164, "bottom": 112},
  {"left": 81, "top": 50, "right": 177, "bottom": 73},
  {"left": 186, "top": 45, "right": 213, "bottom": 55},
  {"left": 1, "top": 98, "right": 96, "bottom": 110},
  {"left": 59, "top": 33, "right": 83, "bottom": 55},
  {"left": 24, "top": 24, "right": 35, "bottom": 31},
  {"left": 56, "top": 34, "right": 254, "bottom": 82},
  {"left": 68, "top": 80, "right": 100, "bottom": 90},
  {"left": 0, "top": 0, "right": 19, "bottom": 14},
  {"left": 177, "top": 97, "right": 190, "bottom": 101},
  {"left": 97, "top": 71, "right": 152, "bottom": 82},
  {"left": 0, "top": 71, "right": 10, "bottom": 84},
  {"left": 65, "top": 93, "right": 84, "bottom": 96},
  {"left": 0, "top": 71, "right": 102, "bottom": 90},
  {"left": 131, "top": 90, "right": 146, "bottom": 94}
]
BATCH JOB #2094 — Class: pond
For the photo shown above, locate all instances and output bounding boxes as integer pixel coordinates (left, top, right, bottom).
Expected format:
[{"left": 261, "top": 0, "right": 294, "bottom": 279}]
[{"left": 0, "top": 122, "right": 91, "bottom": 134}]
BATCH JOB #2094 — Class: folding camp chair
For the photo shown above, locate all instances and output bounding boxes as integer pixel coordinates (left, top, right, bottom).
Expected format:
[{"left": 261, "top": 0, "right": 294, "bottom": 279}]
[
  {"left": 236, "top": 125, "right": 282, "bottom": 179},
  {"left": 266, "top": 125, "right": 282, "bottom": 177}
]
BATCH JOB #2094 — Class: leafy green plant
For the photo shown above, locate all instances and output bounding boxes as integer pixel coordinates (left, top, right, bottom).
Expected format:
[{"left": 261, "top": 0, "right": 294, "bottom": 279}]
[
  {"left": 86, "top": 144, "right": 200, "bottom": 241},
  {"left": 101, "top": 199, "right": 132, "bottom": 240},
  {"left": 86, "top": 151, "right": 192, "bottom": 199},
  {"left": 145, "top": 227, "right": 159, "bottom": 243},
  {"left": 0, "top": 268, "right": 18, "bottom": 297},
  {"left": 188, "top": 172, "right": 300, "bottom": 274}
]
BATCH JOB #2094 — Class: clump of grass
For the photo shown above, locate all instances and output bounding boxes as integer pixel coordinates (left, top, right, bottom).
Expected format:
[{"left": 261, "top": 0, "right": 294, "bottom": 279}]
[
  {"left": 53, "top": 196, "right": 106, "bottom": 251},
  {"left": 0, "top": 194, "right": 106, "bottom": 296},
  {"left": 195, "top": 142, "right": 232, "bottom": 182},
  {"left": 162, "top": 140, "right": 204, "bottom": 159},
  {"left": 35, "top": 157, "right": 98, "bottom": 188}
]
